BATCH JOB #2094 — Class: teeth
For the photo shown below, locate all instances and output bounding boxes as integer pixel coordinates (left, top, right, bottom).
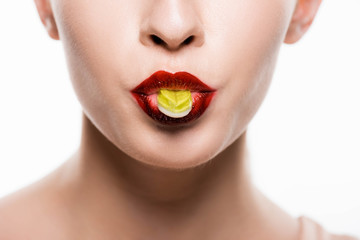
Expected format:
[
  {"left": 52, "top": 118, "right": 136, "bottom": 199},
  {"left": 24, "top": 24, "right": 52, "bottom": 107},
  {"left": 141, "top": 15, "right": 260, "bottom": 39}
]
[{"left": 157, "top": 89, "right": 192, "bottom": 118}]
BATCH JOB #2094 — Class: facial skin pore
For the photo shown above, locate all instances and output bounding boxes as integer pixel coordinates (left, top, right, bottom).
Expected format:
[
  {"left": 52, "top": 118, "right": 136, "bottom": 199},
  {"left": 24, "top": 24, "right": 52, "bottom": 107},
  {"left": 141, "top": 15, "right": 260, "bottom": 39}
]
[{"left": 0, "top": 0, "right": 321, "bottom": 239}]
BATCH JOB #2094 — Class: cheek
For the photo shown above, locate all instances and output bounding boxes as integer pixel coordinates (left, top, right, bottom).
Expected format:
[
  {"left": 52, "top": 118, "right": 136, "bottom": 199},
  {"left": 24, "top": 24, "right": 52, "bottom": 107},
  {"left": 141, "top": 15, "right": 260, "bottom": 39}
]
[
  {"left": 205, "top": 0, "right": 295, "bottom": 142},
  {"left": 207, "top": 0, "right": 293, "bottom": 76},
  {"left": 52, "top": 0, "right": 142, "bottom": 134},
  {"left": 54, "top": 0, "right": 137, "bottom": 86}
]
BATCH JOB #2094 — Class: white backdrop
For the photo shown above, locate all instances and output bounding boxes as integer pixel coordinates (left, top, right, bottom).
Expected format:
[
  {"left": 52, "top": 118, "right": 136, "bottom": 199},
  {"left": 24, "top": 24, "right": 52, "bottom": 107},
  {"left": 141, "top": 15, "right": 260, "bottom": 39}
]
[{"left": 0, "top": 0, "right": 359, "bottom": 236}]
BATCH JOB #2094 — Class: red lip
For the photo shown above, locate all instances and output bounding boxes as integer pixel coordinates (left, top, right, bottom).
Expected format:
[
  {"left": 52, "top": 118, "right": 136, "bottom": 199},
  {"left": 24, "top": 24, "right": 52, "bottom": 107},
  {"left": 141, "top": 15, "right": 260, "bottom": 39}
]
[{"left": 131, "top": 71, "right": 216, "bottom": 125}]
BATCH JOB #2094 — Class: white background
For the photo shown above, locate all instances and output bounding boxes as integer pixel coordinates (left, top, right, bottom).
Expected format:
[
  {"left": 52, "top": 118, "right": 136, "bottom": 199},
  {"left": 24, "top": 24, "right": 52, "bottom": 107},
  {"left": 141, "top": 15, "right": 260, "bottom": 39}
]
[{"left": 1, "top": 0, "right": 359, "bottom": 237}]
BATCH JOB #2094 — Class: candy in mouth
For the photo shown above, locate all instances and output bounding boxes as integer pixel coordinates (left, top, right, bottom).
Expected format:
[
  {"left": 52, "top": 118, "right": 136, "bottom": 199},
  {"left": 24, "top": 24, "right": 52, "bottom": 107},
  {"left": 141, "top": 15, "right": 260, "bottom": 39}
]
[
  {"left": 157, "top": 89, "right": 192, "bottom": 118},
  {"left": 131, "top": 71, "right": 216, "bottom": 125}
]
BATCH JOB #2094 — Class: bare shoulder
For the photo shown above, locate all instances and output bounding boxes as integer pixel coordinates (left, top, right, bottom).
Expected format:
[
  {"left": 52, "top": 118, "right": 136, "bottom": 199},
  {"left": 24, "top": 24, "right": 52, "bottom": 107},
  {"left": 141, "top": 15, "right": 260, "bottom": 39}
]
[
  {"left": 0, "top": 185, "right": 41, "bottom": 239},
  {"left": 0, "top": 168, "right": 73, "bottom": 240},
  {"left": 298, "top": 216, "right": 359, "bottom": 240},
  {"left": 330, "top": 234, "right": 360, "bottom": 240}
]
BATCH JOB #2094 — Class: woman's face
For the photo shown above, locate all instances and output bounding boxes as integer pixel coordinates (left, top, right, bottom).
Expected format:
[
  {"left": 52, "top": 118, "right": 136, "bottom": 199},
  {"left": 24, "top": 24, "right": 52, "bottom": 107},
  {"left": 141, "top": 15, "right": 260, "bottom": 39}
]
[{"left": 50, "top": 0, "right": 297, "bottom": 168}]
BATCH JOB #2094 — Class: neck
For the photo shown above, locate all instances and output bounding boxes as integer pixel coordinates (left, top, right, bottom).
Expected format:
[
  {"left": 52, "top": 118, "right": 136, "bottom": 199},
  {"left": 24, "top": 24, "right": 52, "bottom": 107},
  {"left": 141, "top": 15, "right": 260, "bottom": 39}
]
[{"left": 59, "top": 114, "right": 298, "bottom": 239}]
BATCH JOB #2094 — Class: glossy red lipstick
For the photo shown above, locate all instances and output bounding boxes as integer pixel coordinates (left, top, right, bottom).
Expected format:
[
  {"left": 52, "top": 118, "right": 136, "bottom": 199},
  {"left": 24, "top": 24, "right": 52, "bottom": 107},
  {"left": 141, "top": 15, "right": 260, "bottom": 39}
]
[{"left": 131, "top": 71, "right": 216, "bottom": 125}]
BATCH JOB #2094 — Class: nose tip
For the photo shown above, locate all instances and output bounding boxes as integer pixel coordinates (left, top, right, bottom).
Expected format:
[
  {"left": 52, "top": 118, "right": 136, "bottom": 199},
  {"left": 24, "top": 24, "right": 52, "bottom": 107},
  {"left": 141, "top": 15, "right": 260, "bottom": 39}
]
[{"left": 140, "top": 1, "right": 204, "bottom": 51}]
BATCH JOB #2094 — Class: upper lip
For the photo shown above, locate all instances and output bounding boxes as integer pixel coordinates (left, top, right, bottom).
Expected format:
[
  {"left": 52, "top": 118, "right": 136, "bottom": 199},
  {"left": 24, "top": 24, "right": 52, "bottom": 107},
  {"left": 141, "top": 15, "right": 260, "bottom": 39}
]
[{"left": 131, "top": 71, "right": 216, "bottom": 95}]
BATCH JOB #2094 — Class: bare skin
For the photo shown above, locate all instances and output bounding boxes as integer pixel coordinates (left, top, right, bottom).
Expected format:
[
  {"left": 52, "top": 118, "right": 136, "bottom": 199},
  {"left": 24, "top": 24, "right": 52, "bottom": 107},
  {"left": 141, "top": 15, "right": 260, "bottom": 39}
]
[
  {"left": 0, "top": 115, "right": 298, "bottom": 240},
  {"left": 0, "top": 0, "right": 322, "bottom": 239}
]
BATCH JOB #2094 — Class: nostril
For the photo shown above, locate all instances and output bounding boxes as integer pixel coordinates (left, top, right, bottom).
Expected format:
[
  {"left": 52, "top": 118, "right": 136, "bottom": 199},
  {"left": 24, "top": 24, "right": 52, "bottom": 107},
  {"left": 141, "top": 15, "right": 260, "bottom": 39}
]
[
  {"left": 150, "top": 34, "right": 165, "bottom": 46},
  {"left": 147, "top": 34, "right": 198, "bottom": 50},
  {"left": 182, "top": 36, "right": 194, "bottom": 45}
]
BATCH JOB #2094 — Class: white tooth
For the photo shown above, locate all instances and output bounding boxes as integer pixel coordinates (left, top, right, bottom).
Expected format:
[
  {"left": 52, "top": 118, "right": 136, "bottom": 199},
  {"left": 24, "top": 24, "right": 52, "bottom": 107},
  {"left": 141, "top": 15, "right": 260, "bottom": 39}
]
[{"left": 158, "top": 101, "right": 192, "bottom": 118}]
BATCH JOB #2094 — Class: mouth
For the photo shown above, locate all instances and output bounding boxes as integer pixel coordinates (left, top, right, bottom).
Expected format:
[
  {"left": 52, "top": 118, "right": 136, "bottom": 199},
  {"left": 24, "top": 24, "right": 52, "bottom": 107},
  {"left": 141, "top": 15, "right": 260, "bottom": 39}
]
[{"left": 131, "top": 71, "right": 216, "bottom": 125}]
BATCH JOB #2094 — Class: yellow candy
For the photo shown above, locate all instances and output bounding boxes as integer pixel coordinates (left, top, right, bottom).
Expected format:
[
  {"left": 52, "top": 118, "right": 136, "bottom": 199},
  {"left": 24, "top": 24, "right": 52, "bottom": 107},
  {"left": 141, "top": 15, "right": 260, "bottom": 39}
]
[{"left": 157, "top": 89, "right": 192, "bottom": 118}]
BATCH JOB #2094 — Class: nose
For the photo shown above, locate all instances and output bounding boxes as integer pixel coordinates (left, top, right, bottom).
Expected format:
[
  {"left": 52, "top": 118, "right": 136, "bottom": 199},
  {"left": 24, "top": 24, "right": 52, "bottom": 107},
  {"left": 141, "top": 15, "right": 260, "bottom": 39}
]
[{"left": 139, "top": 0, "right": 204, "bottom": 51}]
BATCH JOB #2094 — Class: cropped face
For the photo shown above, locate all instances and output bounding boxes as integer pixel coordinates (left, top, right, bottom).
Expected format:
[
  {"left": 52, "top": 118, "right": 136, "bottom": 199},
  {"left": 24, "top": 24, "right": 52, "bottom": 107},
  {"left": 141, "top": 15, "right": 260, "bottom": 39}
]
[{"left": 40, "top": 0, "right": 316, "bottom": 169}]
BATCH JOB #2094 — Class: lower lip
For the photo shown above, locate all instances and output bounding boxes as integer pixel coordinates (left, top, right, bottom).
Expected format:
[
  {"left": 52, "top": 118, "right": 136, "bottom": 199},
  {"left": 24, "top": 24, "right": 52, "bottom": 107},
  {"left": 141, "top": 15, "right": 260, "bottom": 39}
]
[{"left": 132, "top": 91, "right": 215, "bottom": 125}]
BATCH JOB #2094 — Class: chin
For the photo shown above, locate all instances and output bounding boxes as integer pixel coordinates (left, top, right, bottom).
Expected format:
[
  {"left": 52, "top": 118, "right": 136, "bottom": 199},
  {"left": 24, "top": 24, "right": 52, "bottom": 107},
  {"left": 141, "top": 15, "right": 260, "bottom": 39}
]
[
  {"left": 133, "top": 146, "right": 216, "bottom": 170},
  {"left": 115, "top": 118, "right": 227, "bottom": 170}
]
